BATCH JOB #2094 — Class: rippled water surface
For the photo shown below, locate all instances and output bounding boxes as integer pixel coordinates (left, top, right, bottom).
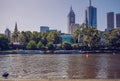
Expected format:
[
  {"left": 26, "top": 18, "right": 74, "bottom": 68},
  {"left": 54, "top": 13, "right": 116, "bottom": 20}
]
[{"left": 0, "top": 54, "right": 120, "bottom": 79}]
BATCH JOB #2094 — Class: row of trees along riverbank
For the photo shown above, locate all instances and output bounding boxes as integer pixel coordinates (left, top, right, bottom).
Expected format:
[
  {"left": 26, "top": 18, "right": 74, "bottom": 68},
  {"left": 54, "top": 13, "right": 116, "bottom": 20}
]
[{"left": 0, "top": 25, "right": 120, "bottom": 51}]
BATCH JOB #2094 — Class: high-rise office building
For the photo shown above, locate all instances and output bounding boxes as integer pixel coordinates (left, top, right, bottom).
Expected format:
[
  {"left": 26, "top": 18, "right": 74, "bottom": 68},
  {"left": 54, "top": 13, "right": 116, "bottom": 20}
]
[
  {"left": 107, "top": 12, "right": 114, "bottom": 31},
  {"left": 116, "top": 13, "right": 120, "bottom": 28},
  {"left": 85, "top": 0, "right": 97, "bottom": 28},
  {"left": 67, "top": 6, "right": 75, "bottom": 34}
]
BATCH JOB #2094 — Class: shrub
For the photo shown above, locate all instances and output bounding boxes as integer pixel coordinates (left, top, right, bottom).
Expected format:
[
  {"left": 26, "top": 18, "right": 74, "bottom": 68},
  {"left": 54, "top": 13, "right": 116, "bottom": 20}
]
[{"left": 62, "top": 42, "right": 72, "bottom": 50}]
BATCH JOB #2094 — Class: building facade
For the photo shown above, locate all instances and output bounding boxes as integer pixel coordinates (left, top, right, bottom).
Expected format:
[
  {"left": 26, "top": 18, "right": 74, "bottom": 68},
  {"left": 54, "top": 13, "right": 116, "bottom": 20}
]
[
  {"left": 85, "top": 0, "right": 97, "bottom": 28},
  {"left": 116, "top": 13, "right": 120, "bottom": 28},
  {"left": 67, "top": 6, "right": 79, "bottom": 34},
  {"left": 70, "top": 24, "right": 80, "bottom": 34},
  {"left": 67, "top": 6, "right": 75, "bottom": 34},
  {"left": 107, "top": 12, "right": 114, "bottom": 31},
  {"left": 61, "top": 34, "right": 73, "bottom": 43},
  {"left": 40, "top": 26, "right": 49, "bottom": 32},
  {"left": 5, "top": 28, "right": 11, "bottom": 38},
  {"left": 13, "top": 22, "right": 20, "bottom": 43}
]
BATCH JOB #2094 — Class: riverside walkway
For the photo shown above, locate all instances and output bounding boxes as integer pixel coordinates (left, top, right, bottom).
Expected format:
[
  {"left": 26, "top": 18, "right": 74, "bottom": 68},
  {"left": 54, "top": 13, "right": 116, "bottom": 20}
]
[{"left": 0, "top": 79, "right": 120, "bottom": 81}]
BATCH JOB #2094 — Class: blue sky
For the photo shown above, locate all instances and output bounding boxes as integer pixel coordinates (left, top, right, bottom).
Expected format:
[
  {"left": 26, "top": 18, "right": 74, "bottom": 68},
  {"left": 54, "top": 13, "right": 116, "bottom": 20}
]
[{"left": 0, "top": 0, "right": 120, "bottom": 33}]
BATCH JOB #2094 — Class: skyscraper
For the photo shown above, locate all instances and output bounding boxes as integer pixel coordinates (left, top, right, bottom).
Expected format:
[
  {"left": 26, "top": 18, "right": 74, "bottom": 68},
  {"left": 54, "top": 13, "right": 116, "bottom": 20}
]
[
  {"left": 85, "top": 0, "right": 97, "bottom": 28},
  {"left": 67, "top": 6, "right": 75, "bottom": 34},
  {"left": 116, "top": 13, "right": 120, "bottom": 28},
  {"left": 107, "top": 12, "right": 114, "bottom": 31}
]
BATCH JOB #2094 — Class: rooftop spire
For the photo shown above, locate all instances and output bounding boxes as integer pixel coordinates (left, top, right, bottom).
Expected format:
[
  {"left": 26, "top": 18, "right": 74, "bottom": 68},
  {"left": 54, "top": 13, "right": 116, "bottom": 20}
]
[
  {"left": 70, "top": 6, "right": 73, "bottom": 11},
  {"left": 89, "top": 0, "right": 92, "bottom": 6},
  {"left": 14, "top": 22, "right": 18, "bottom": 32}
]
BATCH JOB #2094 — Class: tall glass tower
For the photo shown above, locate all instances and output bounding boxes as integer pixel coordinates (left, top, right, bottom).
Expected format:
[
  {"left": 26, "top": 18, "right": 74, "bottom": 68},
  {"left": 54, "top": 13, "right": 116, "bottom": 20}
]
[{"left": 85, "top": 0, "right": 97, "bottom": 28}]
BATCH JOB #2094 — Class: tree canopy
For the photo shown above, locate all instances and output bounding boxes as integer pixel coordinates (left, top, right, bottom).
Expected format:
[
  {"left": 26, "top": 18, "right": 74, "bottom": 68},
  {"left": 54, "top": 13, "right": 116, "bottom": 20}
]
[
  {"left": 0, "top": 34, "right": 10, "bottom": 50},
  {"left": 73, "top": 25, "right": 101, "bottom": 47},
  {"left": 26, "top": 40, "right": 37, "bottom": 50}
]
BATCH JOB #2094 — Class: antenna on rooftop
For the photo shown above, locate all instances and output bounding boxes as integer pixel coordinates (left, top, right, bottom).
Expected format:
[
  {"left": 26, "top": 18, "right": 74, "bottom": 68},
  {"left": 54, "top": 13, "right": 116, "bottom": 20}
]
[{"left": 89, "top": 0, "right": 92, "bottom": 6}]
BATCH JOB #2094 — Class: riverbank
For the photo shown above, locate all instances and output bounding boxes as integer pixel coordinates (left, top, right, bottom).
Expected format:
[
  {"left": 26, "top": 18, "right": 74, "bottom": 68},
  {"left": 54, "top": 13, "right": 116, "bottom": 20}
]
[
  {"left": 0, "top": 50, "right": 44, "bottom": 54},
  {"left": 0, "top": 79, "right": 120, "bottom": 81},
  {"left": 0, "top": 50, "right": 120, "bottom": 54}
]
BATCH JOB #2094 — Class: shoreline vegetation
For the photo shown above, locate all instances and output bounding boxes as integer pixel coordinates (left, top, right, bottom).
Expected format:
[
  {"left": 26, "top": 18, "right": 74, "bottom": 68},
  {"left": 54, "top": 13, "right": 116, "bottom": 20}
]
[
  {"left": 1, "top": 27, "right": 120, "bottom": 53},
  {"left": 0, "top": 49, "right": 120, "bottom": 54}
]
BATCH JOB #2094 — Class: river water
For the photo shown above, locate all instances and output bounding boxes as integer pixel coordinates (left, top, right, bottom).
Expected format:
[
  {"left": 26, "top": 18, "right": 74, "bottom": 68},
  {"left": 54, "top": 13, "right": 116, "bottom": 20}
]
[{"left": 0, "top": 54, "right": 120, "bottom": 79}]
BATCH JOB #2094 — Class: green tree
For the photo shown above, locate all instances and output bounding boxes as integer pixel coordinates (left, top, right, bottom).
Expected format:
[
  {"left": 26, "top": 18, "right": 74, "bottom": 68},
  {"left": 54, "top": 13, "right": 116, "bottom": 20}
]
[
  {"left": 74, "top": 26, "right": 100, "bottom": 48},
  {"left": 72, "top": 44, "right": 79, "bottom": 50},
  {"left": 84, "top": 27, "right": 100, "bottom": 47},
  {"left": 73, "top": 27, "right": 81, "bottom": 43},
  {"left": 37, "top": 32, "right": 42, "bottom": 42},
  {"left": 110, "top": 28, "right": 120, "bottom": 48},
  {"left": 12, "top": 31, "right": 20, "bottom": 42},
  {"left": 41, "top": 32, "right": 48, "bottom": 46},
  {"left": 19, "top": 32, "right": 26, "bottom": 44},
  {"left": 32, "top": 31, "right": 40, "bottom": 43},
  {"left": 46, "top": 42, "right": 54, "bottom": 50},
  {"left": 37, "top": 41, "right": 44, "bottom": 50},
  {"left": 19, "top": 31, "right": 32, "bottom": 44},
  {"left": 47, "top": 31, "right": 61, "bottom": 44},
  {"left": 103, "top": 31, "right": 111, "bottom": 47},
  {"left": 26, "top": 40, "right": 37, "bottom": 50},
  {"left": 0, "top": 34, "right": 10, "bottom": 50},
  {"left": 62, "top": 42, "right": 72, "bottom": 50}
]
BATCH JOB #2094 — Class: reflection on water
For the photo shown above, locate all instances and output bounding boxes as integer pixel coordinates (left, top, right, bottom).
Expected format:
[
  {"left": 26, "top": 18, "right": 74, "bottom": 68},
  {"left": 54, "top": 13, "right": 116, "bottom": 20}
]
[
  {"left": 0, "top": 54, "right": 120, "bottom": 79},
  {"left": 96, "top": 55, "right": 109, "bottom": 78}
]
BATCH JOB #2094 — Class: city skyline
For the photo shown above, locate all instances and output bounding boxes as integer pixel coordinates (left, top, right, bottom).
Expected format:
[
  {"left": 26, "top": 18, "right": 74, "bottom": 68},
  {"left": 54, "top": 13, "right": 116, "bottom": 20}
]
[{"left": 0, "top": 0, "right": 120, "bottom": 33}]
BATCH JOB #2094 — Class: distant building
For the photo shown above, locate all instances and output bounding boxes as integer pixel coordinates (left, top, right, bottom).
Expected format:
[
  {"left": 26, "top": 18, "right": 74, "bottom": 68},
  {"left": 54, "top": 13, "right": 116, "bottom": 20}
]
[
  {"left": 47, "top": 29, "right": 57, "bottom": 32},
  {"left": 107, "top": 12, "right": 114, "bottom": 31},
  {"left": 5, "top": 28, "right": 11, "bottom": 38},
  {"left": 40, "top": 26, "right": 61, "bottom": 33},
  {"left": 14, "top": 22, "right": 18, "bottom": 32},
  {"left": 68, "top": 6, "right": 75, "bottom": 34},
  {"left": 85, "top": 0, "right": 97, "bottom": 28},
  {"left": 116, "top": 13, "right": 120, "bottom": 28},
  {"left": 70, "top": 24, "right": 80, "bottom": 34},
  {"left": 67, "top": 6, "right": 79, "bottom": 34},
  {"left": 40, "top": 26, "right": 49, "bottom": 32},
  {"left": 11, "top": 22, "right": 25, "bottom": 49},
  {"left": 12, "top": 22, "right": 20, "bottom": 43},
  {"left": 61, "top": 34, "right": 73, "bottom": 43}
]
